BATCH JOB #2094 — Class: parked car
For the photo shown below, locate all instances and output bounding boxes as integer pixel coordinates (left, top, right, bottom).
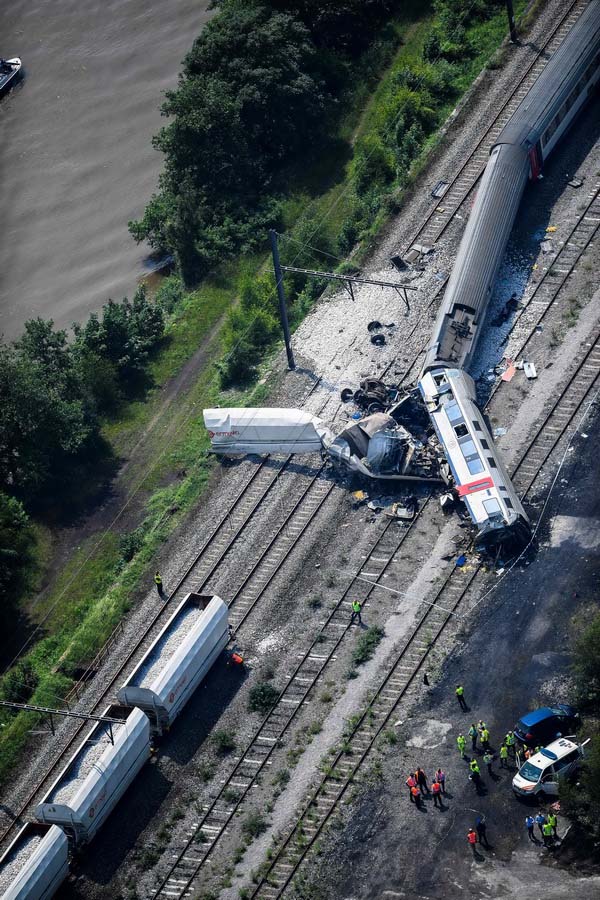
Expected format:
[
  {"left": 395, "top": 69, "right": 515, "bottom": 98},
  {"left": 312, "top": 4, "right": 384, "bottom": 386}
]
[
  {"left": 514, "top": 705, "right": 581, "bottom": 747},
  {"left": 512, "top": 737, "right": 587, "bottom": 798}
]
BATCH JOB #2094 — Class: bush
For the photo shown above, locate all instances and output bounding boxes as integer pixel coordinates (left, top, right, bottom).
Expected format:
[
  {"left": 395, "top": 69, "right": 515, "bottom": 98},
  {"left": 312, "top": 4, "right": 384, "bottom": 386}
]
[
  {"left": 212, "top": 729, "right": 236, "bottom": 755},
  {"left": 242, "top": 809, "right": 268, "bottom": 840},
  {"left": 0, "top": 492, "right": 35, "bottom": 601},
  {"left": 155, "top": 275, "right": 185, "bottom": 314},
  {"left": 352, "top": 625, "right": 384, "bottom": 666},
  {"left": 248, "top": 681, "right": 280, "bottom": 714}
]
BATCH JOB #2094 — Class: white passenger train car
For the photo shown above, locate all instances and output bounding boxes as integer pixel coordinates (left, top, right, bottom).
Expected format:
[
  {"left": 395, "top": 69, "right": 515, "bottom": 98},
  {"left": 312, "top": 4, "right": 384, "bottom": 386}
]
[
  {"left": 117, "top": 594, "right": 229, "bottom": 734},
  {"left": 0, "top": 823, "right": 68, "bottom": 900},
  {"left": 419, "top": 368, "right": 530, "bottom": 549},
  {"left": 34, "top": 706, "right": 150, "bottom": 845}
]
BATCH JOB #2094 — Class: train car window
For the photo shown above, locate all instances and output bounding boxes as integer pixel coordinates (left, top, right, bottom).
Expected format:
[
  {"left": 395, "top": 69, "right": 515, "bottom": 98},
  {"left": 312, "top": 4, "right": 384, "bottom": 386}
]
[
  {"left": 505, "top": 498, "right": 514, "bottom": 510},
  {"left": 467, "top": 458, "right": 484, "bottom": 475},
  {"left": 454, "top": 424, "right": 469, "bottom": 437},
  {"left": 460, "top": 438, "right": 477, "bottom": 456},
  {"left": 484, "top": 498, "right": 502, "bottom": 515},
  {"left": 446, "top": 403, "right": 463, "bottom": 423},
  {"left": 480, "top": 439, "right": 489, "bottom": 450},
  {"left": 472, "top": 420, "right": 482, "bottom": 431},
  {"left": 487, "top": 457, "right": 497, "bottom": 468}
]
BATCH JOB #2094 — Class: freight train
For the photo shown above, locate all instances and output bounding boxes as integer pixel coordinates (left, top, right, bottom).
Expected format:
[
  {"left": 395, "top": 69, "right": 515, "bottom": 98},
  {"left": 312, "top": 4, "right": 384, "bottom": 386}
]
[
  {"left": 204, "top": 0, "right": 600, "bottom": 551},
  {"left": 0, "top": 594, "right": 229, "bottom": 899}
]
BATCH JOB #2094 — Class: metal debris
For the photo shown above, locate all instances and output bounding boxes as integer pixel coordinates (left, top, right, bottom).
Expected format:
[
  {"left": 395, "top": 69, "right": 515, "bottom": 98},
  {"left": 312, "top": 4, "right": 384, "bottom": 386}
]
[
  {"left": 431, "top": 180, "right": 449, "bottom": 199},
  {"left": 523, "top": 361, "right": 538, "bottom": 380}
]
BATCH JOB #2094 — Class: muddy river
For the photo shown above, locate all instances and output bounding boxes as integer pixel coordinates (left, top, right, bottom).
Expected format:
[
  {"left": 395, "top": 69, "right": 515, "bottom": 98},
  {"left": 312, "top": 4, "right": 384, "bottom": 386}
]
[{"left": 0, "top": 0, "right": 212, "bottom": 339}]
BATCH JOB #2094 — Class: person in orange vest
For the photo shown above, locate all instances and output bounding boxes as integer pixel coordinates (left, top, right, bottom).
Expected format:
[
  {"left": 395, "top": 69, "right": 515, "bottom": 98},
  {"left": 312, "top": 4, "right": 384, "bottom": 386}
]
[
  {"left": 467, "top": 828, "right": 478, "bottom": 854},
  {"left": 410, "top": 784, "right": 422, "bottom": 808},
  {"left": 406, "top": 773, "right": 417, "bottom": 800},
  {"left": 431, "top": 779, "right": 443, "bottom": 809}
]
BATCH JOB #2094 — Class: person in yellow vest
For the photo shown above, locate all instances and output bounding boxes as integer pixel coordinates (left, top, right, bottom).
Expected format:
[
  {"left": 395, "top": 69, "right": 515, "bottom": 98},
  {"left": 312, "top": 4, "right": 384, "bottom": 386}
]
[
  {"left": 547, "top": 811, "right": 558, "bottom": 837},
  {"left": 350, "top": 599, "right": 362, "bottom": 625},
  {"left": 505, "top": 730, "right": 516, "bottom": 757},
  {"left": 154, "top": 570, "right": 165, "bottom": 599},
  {"left": 457, "top": 733, "right": 467, "bottom": 758},
  {"left": 481, "top": 726, "right": 491, "bottom": 751},
  {"left": 499, "top": 743, "right": 509, "bottom": 768},
  {"left": 542, "top": 820, "right": 554, "bottom": 847},
  {"left": 455, "top": 684, "right": 467, "bottom": 710}
]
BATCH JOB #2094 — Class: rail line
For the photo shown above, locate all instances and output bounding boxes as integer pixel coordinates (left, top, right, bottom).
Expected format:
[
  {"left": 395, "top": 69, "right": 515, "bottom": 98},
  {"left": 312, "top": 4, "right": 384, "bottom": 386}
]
[
  {"left": 0, "top": 0, "right": 588, "bottom": 868},
  {"left": 0, "top": 387, "right": 338, "bottom": 849},
  {"left": 247, "top": 328, "right": 600, "bottom": 900},
  {"left": 403, "top": 0, "right": 586, "bottom": 253},
  {"left": 150, "top": 495, "right": 433, "bottom": 899}
]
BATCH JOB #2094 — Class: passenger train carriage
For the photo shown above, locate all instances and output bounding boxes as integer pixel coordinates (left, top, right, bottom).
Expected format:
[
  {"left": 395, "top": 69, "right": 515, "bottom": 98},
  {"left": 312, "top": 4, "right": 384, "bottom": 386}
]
[{"left": 419, "top": 368, "right": 529, "bottom": 550}]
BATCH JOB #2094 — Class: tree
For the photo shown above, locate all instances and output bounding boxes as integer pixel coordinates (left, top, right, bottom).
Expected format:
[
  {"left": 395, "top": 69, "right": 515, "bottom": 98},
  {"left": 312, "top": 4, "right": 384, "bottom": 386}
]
[
  {"left": 0, "top": 492, "right": 34, "bottom": 597},
  {"left": 0, "top": 337, "right": 97, "bottom": 499}
]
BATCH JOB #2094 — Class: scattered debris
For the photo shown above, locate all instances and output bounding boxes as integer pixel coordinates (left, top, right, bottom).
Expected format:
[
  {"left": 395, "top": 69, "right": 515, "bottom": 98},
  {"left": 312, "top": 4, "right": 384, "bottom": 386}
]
[
  {"left": 493, "top": 427, "right": 508, "bottom": 437},
  {"left": 501, "top": 361, "right": 517, "bottom": 382},
  {"left": 581, "top": 432, "right": 589, "bottom": 439},
  {"left": 567, "top": 177, "right": 583, "bottom": 188},
  {"left": 435, "top": 206, "right": 446, "bottom": 213},
  {"left": 352, "top": 490, "right": 368, "bottom": 503},
  {"left": 496, "top": 567, "right": 505, "bottom": 576},
  {"left": 546, "top": 225, "right": 557, "bottom": 233},
  {"left": 390, "top": 254, "right": 407, "bottom": 272},
  {"left": 440, "top": 492, "right": 455, "bottom": 512},
  {"left": 412, "top": 243, "right": 433, "bottom": 255},
  {"left": 524, "top": 361, "right": 538, "bottom": 380},
  {"left": 540, "top": 240, "right": 553, "bottom": 253},
  {"left": 340, "top": 388, "right": 354, "bottom": 403},
  {"left": 371, "top": 334, "right": 386, "bottom": 347},
  {"left": 431, "top": 180, "right": 449, "bottom": 199},
  {"left": 455, "top": 554, "right": 467, "bottom": 567},
  {"left": 535, "top": 324, "right": 544, "bottom": 333},
  {"left": 367, "top": 320, "right": 383, "bottom": 332}
]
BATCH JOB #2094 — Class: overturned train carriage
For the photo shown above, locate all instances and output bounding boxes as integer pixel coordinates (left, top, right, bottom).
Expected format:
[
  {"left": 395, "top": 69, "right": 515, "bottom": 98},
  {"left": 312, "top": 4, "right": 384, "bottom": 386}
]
[
  {"left": 419, "top": 369, "right": 529, "bottom": 550},
  {"left": 0, "top": 824, "right": 68, "bottom": 900}
]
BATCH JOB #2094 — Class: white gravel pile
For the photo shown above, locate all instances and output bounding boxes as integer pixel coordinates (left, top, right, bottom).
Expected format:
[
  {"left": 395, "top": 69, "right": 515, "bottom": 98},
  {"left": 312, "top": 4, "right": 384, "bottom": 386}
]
[
  {"left": 50, "top": 733, "right": 112, "bottom": 804},
  {"left": 0, "top": 833, "right": 42, "bottom": 892},
  {"left": 130, "top": 605, "right": 204, "bottom": 688}
]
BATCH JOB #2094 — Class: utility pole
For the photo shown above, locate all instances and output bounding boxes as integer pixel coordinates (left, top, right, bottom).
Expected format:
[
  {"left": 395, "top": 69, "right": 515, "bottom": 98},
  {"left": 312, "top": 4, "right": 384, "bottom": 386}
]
[
  {"left": 0, "top": 700, "right": 124, "bottom": 742},
  {"left": 506, "top": 0, "right": 517, "bottom": 43},
  {"left": 269, "top": 229, "right": 295, "bottom": 371}
]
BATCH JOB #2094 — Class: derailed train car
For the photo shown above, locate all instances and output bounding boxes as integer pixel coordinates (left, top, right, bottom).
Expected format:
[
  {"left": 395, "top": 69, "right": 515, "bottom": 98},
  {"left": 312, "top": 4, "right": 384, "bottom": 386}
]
[
  {"left": 416, "top": 0, "right": 600, "bottom": 549},
  {"left": 0, "top": 824, "right": 68, "bottom": 900}
]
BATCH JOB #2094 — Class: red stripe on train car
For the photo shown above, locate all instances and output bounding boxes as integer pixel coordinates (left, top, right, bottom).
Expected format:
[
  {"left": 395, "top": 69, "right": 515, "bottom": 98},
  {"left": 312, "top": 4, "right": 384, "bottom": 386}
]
[{"left": 457, "top": 477, "right": 494, "bottom": 497}]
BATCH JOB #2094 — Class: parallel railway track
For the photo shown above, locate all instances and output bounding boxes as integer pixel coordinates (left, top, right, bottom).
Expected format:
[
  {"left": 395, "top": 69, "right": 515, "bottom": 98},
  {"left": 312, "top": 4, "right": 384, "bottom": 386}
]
[
  {"left": 0, "top": 0, "right": 592, "bottom": 881},
  {"left": 150, "top": 494, "right": 434, "bottom": 898},
  {"left": 247, "top": 324, "right": 600, "bottom": 900}
]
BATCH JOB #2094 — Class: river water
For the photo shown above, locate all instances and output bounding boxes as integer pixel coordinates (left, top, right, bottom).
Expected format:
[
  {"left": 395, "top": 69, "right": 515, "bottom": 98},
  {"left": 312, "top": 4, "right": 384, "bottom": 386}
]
[{"left": 0, "top": 0, "right": 212, "bottom": 340}]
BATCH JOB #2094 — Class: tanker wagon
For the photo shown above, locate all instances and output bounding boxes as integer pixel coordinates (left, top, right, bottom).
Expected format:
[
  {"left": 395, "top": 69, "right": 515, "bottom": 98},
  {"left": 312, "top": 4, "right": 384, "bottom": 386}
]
[
  {"left": 117, "top": 593, "right": 229, "bottom": 735},
  {"left": 0, "top": 823, "right": 68, "bottom": 900},
  {"left": 34, "top": 706, "right": 150, "bottom": 846}
]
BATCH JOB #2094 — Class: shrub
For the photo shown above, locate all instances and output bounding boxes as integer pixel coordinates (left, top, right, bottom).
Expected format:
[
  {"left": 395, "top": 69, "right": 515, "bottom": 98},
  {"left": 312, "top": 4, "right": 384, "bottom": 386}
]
[
  {"left": 242, "top": 809, "right": 268, "bottom": 840},
  {"left": 212, "top": 729, "right": 236, "bottom": 755},
  {"left": 248, "top": 682, "right": 280, "bottom": 714},
  {"left": 352, "top": 625, "right": 384, "bottom": 666}
]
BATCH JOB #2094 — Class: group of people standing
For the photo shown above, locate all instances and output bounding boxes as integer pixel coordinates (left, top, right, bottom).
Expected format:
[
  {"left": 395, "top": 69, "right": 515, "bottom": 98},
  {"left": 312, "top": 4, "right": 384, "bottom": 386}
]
[{"left": 406, "top": 767, "right": 446, "bottom": 809}]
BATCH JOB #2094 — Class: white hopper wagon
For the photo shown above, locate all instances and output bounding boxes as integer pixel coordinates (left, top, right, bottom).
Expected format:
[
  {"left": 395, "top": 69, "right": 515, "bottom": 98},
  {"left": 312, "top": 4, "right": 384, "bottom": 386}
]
[
  {"left": 116, "top": 593, "right": 229, "bottom": 734},
  {"left": 0, "top": 823, "right": 68, "bottom": 900},
  {"left": 204, "top": 408, "right": 330, "bottom": 455},
  {"left": 34, "top": 706, "right": 150, "bottom": 845}
]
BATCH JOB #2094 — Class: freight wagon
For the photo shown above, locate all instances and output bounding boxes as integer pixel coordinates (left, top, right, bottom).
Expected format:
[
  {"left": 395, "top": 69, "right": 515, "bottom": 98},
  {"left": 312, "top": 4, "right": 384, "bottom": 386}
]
[
  {"left": 0, "top": 823, "right": 68, "bottom": 900},
  {"left": 34, "top": 706, "right": 150, "bottom": 845},
  {"left": 116, "top": 593, "right": 229, "bottom": 734}
]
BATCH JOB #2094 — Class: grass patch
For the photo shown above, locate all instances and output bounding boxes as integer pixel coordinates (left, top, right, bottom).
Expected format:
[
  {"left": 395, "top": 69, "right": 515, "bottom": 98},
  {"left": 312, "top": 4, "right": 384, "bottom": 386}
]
[
  {"left": 248, "top": 682, "right": 280, "bottom": 714},
  {"left": 212, "top": 729, "right": 236, "bottom": 756}
]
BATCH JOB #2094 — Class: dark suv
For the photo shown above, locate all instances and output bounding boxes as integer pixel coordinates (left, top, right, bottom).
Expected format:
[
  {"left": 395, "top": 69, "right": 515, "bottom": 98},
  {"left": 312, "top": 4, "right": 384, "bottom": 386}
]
[{"left": 514, "top": 705, "right": 581, "bottom": 747}]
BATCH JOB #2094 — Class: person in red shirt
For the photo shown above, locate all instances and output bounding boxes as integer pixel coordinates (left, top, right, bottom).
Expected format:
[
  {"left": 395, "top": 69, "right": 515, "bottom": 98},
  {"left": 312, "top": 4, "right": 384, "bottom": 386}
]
[
  {"left": 467, "top": 828, "right": 478, "bottom": 854},
  {"left": 431, "top": 779, "right": 443, "bottom": 809}
]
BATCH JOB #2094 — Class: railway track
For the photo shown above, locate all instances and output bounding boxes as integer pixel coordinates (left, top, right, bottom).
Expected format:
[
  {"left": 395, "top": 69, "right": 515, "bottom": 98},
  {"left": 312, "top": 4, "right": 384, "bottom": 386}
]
[
  {"left": 404, "top": 0, "right": 587, "bottom": 252},
  {"left": 0, "top": 0, "right": 589, "bottom": 870},
  {"left": 150, "top": 495, "right": 433, "bottom": 899},
  {"left": 0, "top": 396, "right": 339, "bottom": 849},
  {"left": 247, "top": 324, "right": 600, "bottom": 900}
]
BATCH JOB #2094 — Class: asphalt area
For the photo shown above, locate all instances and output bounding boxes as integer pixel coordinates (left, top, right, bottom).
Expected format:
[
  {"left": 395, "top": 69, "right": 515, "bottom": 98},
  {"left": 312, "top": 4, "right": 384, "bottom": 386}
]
[{"left": 301, "top": 407, "right": 600, "bottom": 900}]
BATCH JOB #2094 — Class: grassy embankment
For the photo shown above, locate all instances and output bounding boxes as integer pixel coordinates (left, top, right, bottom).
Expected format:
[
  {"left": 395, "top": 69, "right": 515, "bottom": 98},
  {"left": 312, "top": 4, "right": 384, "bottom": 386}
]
[{"left": 0, "top": 0, "right": 527, "bottom": 784}]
